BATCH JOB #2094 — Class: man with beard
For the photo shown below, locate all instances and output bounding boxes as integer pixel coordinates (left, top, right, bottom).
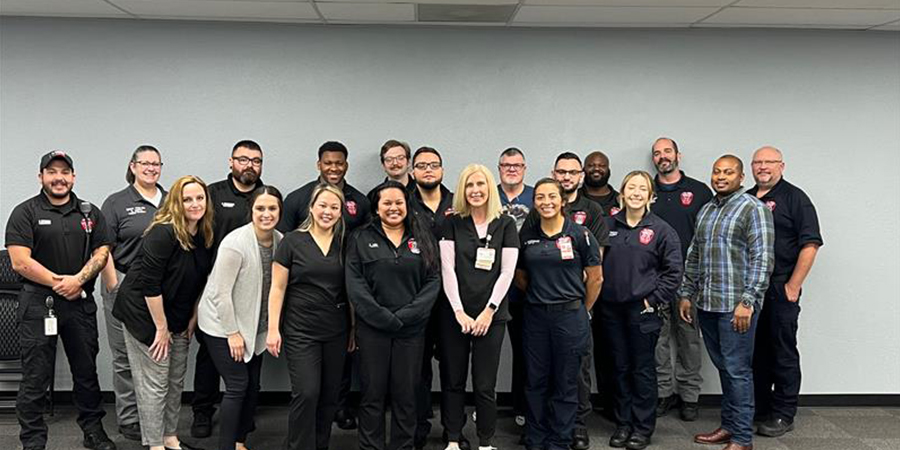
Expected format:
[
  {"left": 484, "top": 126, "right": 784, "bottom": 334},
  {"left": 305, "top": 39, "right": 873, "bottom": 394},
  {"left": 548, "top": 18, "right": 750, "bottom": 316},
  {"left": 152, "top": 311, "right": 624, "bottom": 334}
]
[
  {"left": 748, "top": 146, "right": 821, "bottom": 438},
  {"left": 279, "top": 140, "right": 371, "bottom": 430},
  {"left": 6, "top": 151, "right": 116, "bottom": 450},
  {"left": 521, "top": 152, "right": 608, "bottom": 450},
  {"left": 581, "top": 151, "right": 619, "bottom": 215},
  {"left": 192, "top": 139, "right": 267, "bottom": 438},
  {"left": 406, "top": 147, "right": 460, "bottom": 450},
  {"left": 649, "top": 137, "right": 713, "bottom": 422},
  {"left": 378, "top": 139, "right": 416, "bottom": 190}
]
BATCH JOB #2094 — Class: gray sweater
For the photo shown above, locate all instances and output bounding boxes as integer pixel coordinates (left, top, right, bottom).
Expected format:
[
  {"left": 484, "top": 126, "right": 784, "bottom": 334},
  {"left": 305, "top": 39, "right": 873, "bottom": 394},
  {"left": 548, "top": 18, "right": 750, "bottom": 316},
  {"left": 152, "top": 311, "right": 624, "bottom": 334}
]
[{"left": 198, "top": 223, "right": 283, "bottom": 361}]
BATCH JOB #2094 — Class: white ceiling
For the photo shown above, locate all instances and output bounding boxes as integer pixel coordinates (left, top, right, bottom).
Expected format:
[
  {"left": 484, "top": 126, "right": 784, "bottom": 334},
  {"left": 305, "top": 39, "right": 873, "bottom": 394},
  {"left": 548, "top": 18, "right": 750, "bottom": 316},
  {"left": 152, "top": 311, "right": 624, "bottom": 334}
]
[{"left": 1, "top": 0, "right": 898, "bottom": 30}]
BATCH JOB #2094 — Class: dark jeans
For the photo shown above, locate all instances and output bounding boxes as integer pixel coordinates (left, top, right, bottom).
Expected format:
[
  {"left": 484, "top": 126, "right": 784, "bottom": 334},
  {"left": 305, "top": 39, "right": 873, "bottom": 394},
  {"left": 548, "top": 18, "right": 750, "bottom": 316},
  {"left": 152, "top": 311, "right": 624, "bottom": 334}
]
[
  {"left": 698, "top": 308, "right": 758, "bottom": 447},
  {"left": 754, "top": 281, "right": 802, "bottom": 422},
  {"left": 17, "top": 289, "right": 106, "bottom": 449},
  {"left": 284, "top": 332, "right": 348, "bottom": 450},
  {"left": 357, "top": 323, "right": 425, "bottom": 450},
  {"left": 438, "top": 307, "right": 505, "bottom": 446},
  {"left": 193, "top": 328, "right": 222, "bottom": 417},
  {"left": 203, "top": 334, "right": 263, "bottom": 450},
  {"left": 507, "top": 294, "right": 527, "bottom": 417},
  {"left": 599, "top": 301, "right": 661, "bottom": 437},
  {"left": 522, "top": 303, "right": 590, "bottom": 450}
]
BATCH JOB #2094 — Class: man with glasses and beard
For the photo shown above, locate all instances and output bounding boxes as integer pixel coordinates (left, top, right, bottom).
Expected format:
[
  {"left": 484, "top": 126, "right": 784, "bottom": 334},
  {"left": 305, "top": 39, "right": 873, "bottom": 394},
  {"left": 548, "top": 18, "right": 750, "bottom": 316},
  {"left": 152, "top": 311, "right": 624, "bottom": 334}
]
[
  {"left": 192, "top": 140, "right": 266, "bottom": 438},
  {"left": 580, "top": 151, "right": 619, "bottom": 215}
]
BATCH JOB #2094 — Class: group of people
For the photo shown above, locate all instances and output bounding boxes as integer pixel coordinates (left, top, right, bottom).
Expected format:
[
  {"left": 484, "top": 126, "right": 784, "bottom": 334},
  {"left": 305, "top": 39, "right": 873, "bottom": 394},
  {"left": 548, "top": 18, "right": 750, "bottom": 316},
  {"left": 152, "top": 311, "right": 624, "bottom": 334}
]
[{"left": 4, "top": 136, "right": 822, "bottom": 450}]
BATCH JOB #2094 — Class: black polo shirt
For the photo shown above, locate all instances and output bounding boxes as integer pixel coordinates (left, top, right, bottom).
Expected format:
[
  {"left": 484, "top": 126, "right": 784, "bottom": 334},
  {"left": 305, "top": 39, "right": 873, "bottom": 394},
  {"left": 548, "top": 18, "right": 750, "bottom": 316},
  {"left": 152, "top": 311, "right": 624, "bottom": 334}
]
[
  {"left": 651, "top": 172, "right": 713, "bottom": 260},
  {"left": 279, "top": 179, "right": 371, "bottom": 233},
  {"left": 409, "top": 184, "right": 454, "bottom": 241},
  {"left": 208, "top": 174, "right": 264, "bottom": 253},
  {"left": 5, "top": 192, "right": 113, "bottom": 294},
  {"left": 581, "top": 187, "right": 619, "bottom": 216},
  {"left": 441, "top": 213, "right": 519, "bottom": 322},
  {"left": 747, "top": 178, "right": 823, "bottom": 281},
  {"left": 601, "top": 211, "right": 683, "bottom": 306},
  {"left": 522, "top": 192, "right": 610, "bottom": 247},
  {"left": 518, "top": 218, "right": 601, "bottom": 306},
  {"left": 101, "top": 184, "right": 167, "bottom": 273}
]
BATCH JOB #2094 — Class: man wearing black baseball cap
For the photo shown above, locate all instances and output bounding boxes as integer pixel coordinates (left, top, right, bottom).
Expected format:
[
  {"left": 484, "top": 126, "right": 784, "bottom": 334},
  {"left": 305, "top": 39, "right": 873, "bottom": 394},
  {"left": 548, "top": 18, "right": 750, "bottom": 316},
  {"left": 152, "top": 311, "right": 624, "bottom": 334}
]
[{"left": 5, "top": 151, "right": 117, "bottom": 450}]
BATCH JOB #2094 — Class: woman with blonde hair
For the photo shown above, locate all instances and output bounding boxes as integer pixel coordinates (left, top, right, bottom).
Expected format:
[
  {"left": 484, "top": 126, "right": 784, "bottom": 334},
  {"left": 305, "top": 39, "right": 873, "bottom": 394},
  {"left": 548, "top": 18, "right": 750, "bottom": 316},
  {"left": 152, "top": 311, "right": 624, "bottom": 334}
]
[
  {"left": 113, "top": 175, "right": 215, "bottom": 450},
  {"left": 438, "top": 164, "right": 519, "bottom": 450}
]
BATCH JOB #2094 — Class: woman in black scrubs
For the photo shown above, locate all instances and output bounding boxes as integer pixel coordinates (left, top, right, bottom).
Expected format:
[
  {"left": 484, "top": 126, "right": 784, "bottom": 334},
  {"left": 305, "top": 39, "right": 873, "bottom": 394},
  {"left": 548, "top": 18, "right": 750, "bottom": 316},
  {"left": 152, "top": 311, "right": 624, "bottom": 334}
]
[
  {"left": 600, "top": 171, "right": 682, "bottom": 450},
  {"left": 346, "top": 180, "right": 441, "bottom": 450},
  {"left": 515, "top": 178, "right": 602, "bottom": 450},
  {"left": 439, "top": 164, "right": 519, "bottom": 450},
  {"left": 266, "top": 183, "right": 351, "bottom": 450}
]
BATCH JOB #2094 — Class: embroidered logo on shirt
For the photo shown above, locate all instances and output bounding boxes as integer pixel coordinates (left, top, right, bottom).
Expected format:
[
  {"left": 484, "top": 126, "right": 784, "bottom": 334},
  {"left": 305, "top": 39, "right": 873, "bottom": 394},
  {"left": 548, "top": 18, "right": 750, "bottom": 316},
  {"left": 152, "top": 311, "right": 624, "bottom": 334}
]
[
  {"left": 408, "top": 239, "right": 420, "bottom": 254},
  {"left": 573, "top": 211, "right": 587, "bottom": 225},
  {"left": 610, "top": 207, "right": 621, "bottom": 216},
  {"left": 125, "top": 206, "right": 147, "bottom": 216},
  {"left": 765, "top": 200, "right": 776, "bottom": 212},
  {"left": 80, "top": 218, "right": 95, "bottom": 232},
  {"left": 609, "top": 231, "right": 619, "bottom": 237},
  {"left": 639, "top": 228, "right": 655, "bottom": 245},
  {"left": 524, "top": 239, "right": 540, "bottom": 246},
  {"left": 38, "top": 219, "right": 52, "bottom": 226},
  {"left": 346, "top": 200, "right": 358, "bottom": 216},
  {"left": 368, "top": 242, "right": 379, "bottom": 248},
  {"left": 444, "top": 208, "right": 455, "bottom": 216},
  {"left": 221, "top": 202, "right": 235, "bottom": 208},
  {"left": 681, "top": 192, "right": 694, "bottom": 206}
]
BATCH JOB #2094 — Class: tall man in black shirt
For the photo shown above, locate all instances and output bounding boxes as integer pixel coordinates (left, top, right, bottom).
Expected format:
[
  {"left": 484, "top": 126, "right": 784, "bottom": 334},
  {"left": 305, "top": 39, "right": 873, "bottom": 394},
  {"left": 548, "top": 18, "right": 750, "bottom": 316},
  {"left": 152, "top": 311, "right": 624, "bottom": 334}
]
[
  {"left": 192, "top": 140, "right": 265, "bottom": 438},
  {"left": 5, "top": 151, "right": 117, "bottom": 450},
  {"left": 580, "top": 151, "right": 619, "bottom": 215},
  {"left": 749, "top": 146, "right": 822, "bottom": 438},
  {"left": 650, "top": 137, "right": 713, "bottom": 422}
]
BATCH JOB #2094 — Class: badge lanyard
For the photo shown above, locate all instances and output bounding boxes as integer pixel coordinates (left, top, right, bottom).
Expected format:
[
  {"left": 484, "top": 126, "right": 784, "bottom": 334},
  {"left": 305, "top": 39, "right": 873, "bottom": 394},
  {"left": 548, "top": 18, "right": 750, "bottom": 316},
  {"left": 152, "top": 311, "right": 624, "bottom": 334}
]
[
  {"left": 475, "top": 234, "right": 496, "bottom": 271},
  {"left": 44, "top": 296, "right": 58, "bottom": 336}
]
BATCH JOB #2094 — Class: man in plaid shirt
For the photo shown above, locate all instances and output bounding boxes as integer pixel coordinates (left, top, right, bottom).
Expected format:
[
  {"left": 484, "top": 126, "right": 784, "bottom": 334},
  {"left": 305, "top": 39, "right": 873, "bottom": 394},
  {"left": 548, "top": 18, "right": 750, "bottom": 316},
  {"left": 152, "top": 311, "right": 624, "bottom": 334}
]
[{"left": 677, "top": 154, "right": 774, "bottom": 450}]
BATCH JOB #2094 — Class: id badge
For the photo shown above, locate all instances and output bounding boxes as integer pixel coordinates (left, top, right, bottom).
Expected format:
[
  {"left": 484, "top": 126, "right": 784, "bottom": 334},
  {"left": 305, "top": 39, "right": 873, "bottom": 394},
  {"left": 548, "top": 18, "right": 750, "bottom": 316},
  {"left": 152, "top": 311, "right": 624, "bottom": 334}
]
[
  {"left": 44, "top": 315, "right": 58, "bottom": 336},
  {"left": 475, "top": 247, "right": 496, "bottom": 271},
  {"left": 557, "top": 236, "right": 575, "bottom": 260}
]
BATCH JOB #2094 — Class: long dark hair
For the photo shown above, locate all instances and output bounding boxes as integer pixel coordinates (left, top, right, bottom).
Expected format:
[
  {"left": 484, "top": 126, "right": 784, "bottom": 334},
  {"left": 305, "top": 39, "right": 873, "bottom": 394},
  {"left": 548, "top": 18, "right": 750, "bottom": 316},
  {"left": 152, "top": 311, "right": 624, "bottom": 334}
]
[
  {"left": 125, "top": 145, "right": 161, "bottom": 184},
  {"left": 368, "top": 180, "right": 438, "bottom": 270}
]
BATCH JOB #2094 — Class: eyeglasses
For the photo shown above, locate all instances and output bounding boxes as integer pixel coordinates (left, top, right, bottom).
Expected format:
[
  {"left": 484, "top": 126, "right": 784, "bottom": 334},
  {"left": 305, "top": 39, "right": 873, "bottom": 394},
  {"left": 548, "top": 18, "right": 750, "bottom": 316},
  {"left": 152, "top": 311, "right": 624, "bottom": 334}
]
[
  {"left": 751, "top": 160, "right": 782, "bottom": 167},
  {"left": 554, "top": 169, "right": 582, "bottom": 177},
  {"left": 414, "top": 162, "right": 442, "bottom": 171},
  {"left": 499, "top": 163, "right": 525, "bottom": 171},
  {"left": 383, "top": 155, "right": 407, "bottom": 165},
  {"left": 233, "top": 156, "right": 263, "bottom": 167},
  {"left": 133, "top": 160, "right": 163, "bottom": 168}
]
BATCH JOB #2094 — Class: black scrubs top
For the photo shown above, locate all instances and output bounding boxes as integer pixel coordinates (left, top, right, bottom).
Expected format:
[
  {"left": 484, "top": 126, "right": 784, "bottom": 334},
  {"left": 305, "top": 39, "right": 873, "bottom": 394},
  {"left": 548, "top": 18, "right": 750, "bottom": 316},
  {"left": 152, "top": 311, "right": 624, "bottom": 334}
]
[
  {"left": 747, "top": 178, "right": 823, "bottom": 282},
  {"left": 441, "top": 214, "right": 519, "bottom": 322},
  {"left": 523, "top": 192, "right": 610, "bottom": 247},
  {"left": 208, "top": 174, "right": 264, "bottom": 253},
  {"left": 518, "top": 218, "right": 601, "bottom": 306},
  {"left": 274, "top": 230, "right": 348, "bottom": 341},
  {"left": 279, "top": 179, "right": 371, "bottom": 233},
  {"left": 101, "top": 184, "right": 166, "bottom": 273},
  {"left": 409, "top": 184, "right": 454, "bottom": 241},
  {"left": 5, "top": 192, "right": 113, "bottom": 295},
  {"left": 652, "top": 171, "right": 713, "bottom": 260},
  {"left": 581, "top": 187, "right": 619, "bottom": 216}
]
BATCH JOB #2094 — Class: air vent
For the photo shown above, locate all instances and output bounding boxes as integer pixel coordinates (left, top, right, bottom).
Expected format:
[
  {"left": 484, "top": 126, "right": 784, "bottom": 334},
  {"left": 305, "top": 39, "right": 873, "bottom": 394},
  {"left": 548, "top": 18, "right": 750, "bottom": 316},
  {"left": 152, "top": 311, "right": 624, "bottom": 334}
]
[{"left": 417, "top": 4, "right": 518, "bottom": 23}]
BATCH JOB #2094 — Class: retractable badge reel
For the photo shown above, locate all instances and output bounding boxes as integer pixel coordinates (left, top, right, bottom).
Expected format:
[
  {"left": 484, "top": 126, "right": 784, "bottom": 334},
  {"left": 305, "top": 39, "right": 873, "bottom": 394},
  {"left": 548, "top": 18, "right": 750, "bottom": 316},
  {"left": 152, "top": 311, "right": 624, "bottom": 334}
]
[
  {"left": 475, "top": 234, "right": 495, "bottom": 271},
  {"left": 44, "top": 296, "right": 58, "bottom": 336}
]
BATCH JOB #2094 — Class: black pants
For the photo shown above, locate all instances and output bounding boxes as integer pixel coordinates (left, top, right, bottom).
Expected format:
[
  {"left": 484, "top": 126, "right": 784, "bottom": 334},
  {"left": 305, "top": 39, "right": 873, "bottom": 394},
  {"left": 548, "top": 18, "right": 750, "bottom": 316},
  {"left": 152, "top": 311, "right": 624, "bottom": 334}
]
[
  {"left": 753, "top": 281, "right": 802, "bottom": 422},
  {"left": 415, "top": 301, "right": 442, "bottom": 444},
  {"left": 203, "top": 334, "right": 263, "bottom": 450},
  {"left": 599, "top": 301, "right": 661, "bottom": 438},
  {"left": 574, "top": 328, "right": 593, "bottom": 431},
  {"left": 592, "top": 313, "right": 616, "bottom": 414},
  {"left": 507, "top": 295, "right": 527, "bottom": 417},
  {"left": 358, "top": 323, "right": 425, "bottom": 450},
  {"left": 17, "top": 289, "right": 106, "bottom": 449},
  {"left": 284, "top": 332, "right": 348, "bottom": 450},
  {"left": 438, "top": 307, "right": 505, "bottom": 446},
  {"left": 193, "top": 329, "right": 222, "bottom": 417}
]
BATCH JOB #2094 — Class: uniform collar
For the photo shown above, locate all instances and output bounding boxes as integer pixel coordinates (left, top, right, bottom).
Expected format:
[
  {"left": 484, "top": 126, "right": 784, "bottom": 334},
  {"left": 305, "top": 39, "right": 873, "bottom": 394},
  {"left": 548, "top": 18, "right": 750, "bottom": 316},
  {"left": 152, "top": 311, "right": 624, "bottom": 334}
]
[
  {"left": 412, "top": 183, "right": 452, "bottom": 211},
  {"left": 367, "top": 221, "right": 413, "bottom": 247},
  {"left": 227, "top": 173, "right": 263, "bottom": 197},
  {"left": 654, "top": 171, "right": 687, "bottom": 192},
  {"left": 126, "top": 183, "right": 167, "bottom": 203},
  {"left": 613, "top": 209, "right": 656, "bottom": 229},
  {"left": 748, "top": 177, "right": 786, "bottom": 199},
  {"left": 538, "top": 217, "right": 578, "bottom": 240},
  {"left": 37, "top": 190, "right": 78, "bottom": 214}
]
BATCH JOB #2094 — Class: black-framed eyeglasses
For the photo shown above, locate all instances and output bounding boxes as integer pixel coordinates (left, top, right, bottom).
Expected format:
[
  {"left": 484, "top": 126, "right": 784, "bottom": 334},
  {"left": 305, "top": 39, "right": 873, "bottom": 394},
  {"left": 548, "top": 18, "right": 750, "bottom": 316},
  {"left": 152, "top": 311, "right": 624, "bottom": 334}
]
[
  {"left": 414, "top": 162, "right": 442, "bottom": 171},
  {"left": 233, "top": 156, "right": 263, "bottom": 167},
  {"left": 133, "top": 160, "right": 163, "bottom": 168},
  {"left": 554, "top": 169, "right": 582, "bottom": 177},
  {"left": 499, "top": 163, "right": 525, "bottom": 171}
]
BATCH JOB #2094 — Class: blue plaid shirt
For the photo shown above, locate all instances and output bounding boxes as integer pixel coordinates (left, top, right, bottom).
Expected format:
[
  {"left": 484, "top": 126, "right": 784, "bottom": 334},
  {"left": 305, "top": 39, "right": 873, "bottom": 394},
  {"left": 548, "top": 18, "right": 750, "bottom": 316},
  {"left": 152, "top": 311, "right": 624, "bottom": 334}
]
[{"left": 679, "top": 189, "right": 774, "bottom": 312}]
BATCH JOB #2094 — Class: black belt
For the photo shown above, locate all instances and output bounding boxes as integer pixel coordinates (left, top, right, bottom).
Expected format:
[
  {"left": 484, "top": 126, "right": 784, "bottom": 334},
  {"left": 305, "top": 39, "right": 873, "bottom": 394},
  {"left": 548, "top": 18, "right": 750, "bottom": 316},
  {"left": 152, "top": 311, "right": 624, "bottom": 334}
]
[
  {"left": 22, "top": 283, "right": 91, "bottom": 299},
  {"left": 527, "top": 299, "right": 582, "bottom": 312}
]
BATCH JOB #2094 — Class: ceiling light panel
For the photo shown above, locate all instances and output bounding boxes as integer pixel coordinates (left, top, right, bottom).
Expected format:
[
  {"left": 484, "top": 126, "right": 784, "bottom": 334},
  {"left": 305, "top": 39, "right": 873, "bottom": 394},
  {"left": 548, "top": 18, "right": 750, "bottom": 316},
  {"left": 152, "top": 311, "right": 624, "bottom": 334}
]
[
  {"left": 525, "top": 0, "right": 731, "bottom": 6},
  {"left": 514, "top": 5, "right": 719, "bottom": 24},
  {"left": 0, "top": 0, "right": 130, "bottom": 17},
  {"left": 316, "top": 2, "right": 415, "bottom": 21},
  {"left": 110, "top": 0, "right": 319, "bottom": 19}
]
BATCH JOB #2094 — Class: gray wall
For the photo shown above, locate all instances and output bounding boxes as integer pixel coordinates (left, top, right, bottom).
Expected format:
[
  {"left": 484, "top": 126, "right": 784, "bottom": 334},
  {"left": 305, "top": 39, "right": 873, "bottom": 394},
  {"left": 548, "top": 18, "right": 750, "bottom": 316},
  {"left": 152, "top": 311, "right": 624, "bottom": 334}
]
[{"left": 1, "top": 17, "right": 898, "bottom": 395}]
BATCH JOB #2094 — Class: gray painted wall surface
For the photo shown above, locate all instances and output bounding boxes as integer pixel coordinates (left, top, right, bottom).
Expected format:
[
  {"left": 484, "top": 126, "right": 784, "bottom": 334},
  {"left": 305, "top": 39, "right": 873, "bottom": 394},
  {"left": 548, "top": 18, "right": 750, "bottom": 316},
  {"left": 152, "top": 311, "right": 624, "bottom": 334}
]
[{"left": 1, "top": 17, "right": 898, "bottom": 394}]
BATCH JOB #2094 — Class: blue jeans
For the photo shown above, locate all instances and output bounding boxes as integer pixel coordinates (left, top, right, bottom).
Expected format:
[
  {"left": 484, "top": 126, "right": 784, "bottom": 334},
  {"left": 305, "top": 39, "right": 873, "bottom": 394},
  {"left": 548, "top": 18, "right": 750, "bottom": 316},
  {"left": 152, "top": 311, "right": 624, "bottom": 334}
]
[{"left": 697, "top": 309, "right": 758, "bottom": 446}]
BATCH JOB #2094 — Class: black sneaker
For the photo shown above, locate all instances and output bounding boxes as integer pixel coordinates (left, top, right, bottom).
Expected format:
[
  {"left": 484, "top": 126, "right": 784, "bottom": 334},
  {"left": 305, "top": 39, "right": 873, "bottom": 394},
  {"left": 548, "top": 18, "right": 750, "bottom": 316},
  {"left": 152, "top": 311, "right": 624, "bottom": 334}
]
[
  {"left": 609, "top": 427, "right": 631, "bottom": 448},
  {"left": 118, "top": 423, "right": 141, "bottom": 441},
  {"left": 570, "top": 428, "right": 590, "bottom": 450},
  {"left": 191, "top": 412, "right": 212, "bottom": 438},
  {"left": 83, "top": 429, "right": 116, "bottom": 450},
  {"left": 680, "top": 401, "right": 699, "bottom": 422},
  {"left": 655, "top": 395, "right": 679, "bottom": 417},
  {"left": 334, "top": 409, "right": 358, "bottom": 430},
  {"left": 757, "top": 417, "right": 794, "bottom": 437}
]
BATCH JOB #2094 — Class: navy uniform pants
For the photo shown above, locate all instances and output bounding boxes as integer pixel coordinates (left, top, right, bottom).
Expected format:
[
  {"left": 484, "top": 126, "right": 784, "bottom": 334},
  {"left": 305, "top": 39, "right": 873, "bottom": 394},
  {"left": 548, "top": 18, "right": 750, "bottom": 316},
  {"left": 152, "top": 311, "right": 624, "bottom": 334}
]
[{"left": 753, "top": 281, "right": 802, "bottom": 423}]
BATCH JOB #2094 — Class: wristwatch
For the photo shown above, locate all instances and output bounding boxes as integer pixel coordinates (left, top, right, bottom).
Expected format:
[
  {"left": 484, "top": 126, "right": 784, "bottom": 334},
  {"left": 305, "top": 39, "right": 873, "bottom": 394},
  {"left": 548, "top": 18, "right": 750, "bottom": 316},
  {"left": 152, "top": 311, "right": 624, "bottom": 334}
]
[
  {"left": 487, "top": 303, "right": 498, "bottom": 311},
  {"left": 740, "top": 298, "right": 754, "bottom": 309}
]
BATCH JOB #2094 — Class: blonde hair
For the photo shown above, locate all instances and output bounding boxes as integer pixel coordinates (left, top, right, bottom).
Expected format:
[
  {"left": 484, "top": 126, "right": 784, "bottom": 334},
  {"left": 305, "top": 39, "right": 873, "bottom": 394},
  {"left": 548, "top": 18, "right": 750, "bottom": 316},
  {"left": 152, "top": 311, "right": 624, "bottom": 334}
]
[
  {"left": 452, "top": 164, "right": 502, "bottom": 222},
  {"left": 299, "top": 183, "right": 346, "bottom": 260},
  {"left": 617, "top": 170, "right": 656, "bottom": 214},
  {"left": 146, "top": 175, "right": 214, "bottom": 250}
]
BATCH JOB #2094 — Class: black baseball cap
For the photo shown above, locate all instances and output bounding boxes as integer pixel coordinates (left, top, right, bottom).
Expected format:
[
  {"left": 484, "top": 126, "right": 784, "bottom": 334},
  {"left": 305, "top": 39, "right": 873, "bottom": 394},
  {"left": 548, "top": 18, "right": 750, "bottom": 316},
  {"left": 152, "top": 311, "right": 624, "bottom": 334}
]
[{"left": 40, "top": 150, "right": 74, "bottom": 171}]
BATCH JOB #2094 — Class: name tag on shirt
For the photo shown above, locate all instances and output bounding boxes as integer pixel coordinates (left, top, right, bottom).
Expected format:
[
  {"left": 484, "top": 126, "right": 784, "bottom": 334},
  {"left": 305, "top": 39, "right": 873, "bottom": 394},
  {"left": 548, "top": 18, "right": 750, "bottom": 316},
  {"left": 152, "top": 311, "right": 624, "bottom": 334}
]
[
  {"left": 475, "top": 247, "right": 496, "bottom": 271},
  {"left": 38, "top": 219, "right": 52, "bottom": 226},
  {"left": 221, "top": 202, "right": 235, "bottom": 208},
  {"left": 557, "top": 236, "right": 575, "bottom": 260}
]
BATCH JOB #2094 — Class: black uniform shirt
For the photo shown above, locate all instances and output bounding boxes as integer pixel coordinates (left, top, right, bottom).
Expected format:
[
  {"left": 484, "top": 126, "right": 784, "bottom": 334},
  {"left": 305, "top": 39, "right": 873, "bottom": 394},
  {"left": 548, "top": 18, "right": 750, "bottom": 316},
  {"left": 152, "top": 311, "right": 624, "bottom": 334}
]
[
  {"left": 101, "top": 184, "right": 167, "bottom": 273},
  {"left": 410, "top": 184, "right": 454, "bottom": 241},
  {"left": 274, "top": 230, "right": 348, "bottom": 341},
  {"left": 5, "top": 192, "right": 113, "bottom": 294},
  {"left": 522, "top": 192, "right": 610, "bottom": 247},
  {"left": 208, "top": 174, "right": 264, "bottom": 253},
  {"left": 441, "top": 214, "right": 519, "bottom": 322},
  {"left": 747, "top": 178, "right": 823, "bottom": 281},
  {"left": 651, "top": 172, "right": 713, "bottom": 260},
  {"left": 279, "top": 179, "right": 371, "bottom": 233},
  {"left": 518, "top": 218, "right": 600, "bottom": 306},
  {"left": 601, "top": 211, "right": 683, "bottom": 306},
  {"left": 345, "top": 223, "right": 440, "bottom": 337},
  {"left": 581, "top": 187, "right": 619, "bottom": 216}
]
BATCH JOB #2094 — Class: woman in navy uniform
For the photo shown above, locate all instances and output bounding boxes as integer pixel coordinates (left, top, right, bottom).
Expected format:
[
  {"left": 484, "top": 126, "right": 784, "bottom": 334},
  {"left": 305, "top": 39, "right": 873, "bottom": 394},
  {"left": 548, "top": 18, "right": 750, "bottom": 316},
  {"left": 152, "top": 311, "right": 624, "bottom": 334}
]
[
  {"left": 515, "top": 178, "right": 602, "bottom": 450},
  {"left": 600, "top": 171, "right": 683, "bottom": 450}
]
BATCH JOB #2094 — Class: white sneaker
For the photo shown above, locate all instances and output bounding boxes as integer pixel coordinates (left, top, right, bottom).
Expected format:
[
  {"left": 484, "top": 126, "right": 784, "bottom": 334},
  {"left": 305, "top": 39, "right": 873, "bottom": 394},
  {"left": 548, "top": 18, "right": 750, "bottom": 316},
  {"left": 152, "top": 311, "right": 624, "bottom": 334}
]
[
  {"left": 445, "top": 443, "right": 461, "bottom": 450},
  {"left": 478, "top": 446, "right": 497, "bottom": 450}
]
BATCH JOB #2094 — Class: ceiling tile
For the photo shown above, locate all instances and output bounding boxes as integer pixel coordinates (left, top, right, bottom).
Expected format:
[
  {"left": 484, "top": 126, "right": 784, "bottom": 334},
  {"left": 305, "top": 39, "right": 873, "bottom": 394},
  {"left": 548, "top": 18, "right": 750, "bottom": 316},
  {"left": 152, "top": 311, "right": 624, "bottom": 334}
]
[
  {"left": 0, "top": 0, "right": 130, "bottom": 17},
  {"left": 704, "top": 7, "right": 900, "bottom": 25},
  {"left": 735, "top": 0, "right": 900, "bottom": 9},
  {"left": 316, "top": 3, "right": 415, "bottom": 21},
  {"left": 525, "top": 0, "right": 731, "bottom": 6},
  {"left": 111, "top": 0, "right": 319, "bottom": 20},
  {"left": 318, "top": 0, "right": 517, "bottom": 4},
  {"left": 513, "top": 5, "right": 718, "bottom": 24}
]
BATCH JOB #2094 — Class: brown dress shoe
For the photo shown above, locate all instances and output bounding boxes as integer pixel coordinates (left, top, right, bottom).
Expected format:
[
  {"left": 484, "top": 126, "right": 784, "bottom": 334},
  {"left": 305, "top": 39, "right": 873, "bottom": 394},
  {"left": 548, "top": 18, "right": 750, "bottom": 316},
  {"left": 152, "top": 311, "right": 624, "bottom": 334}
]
[
  {"left": 694, "top": 428, "right": 733, "bottom": 445},
  {"left": 721, "top": 443, "right": 753, "bottom": 450}
]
